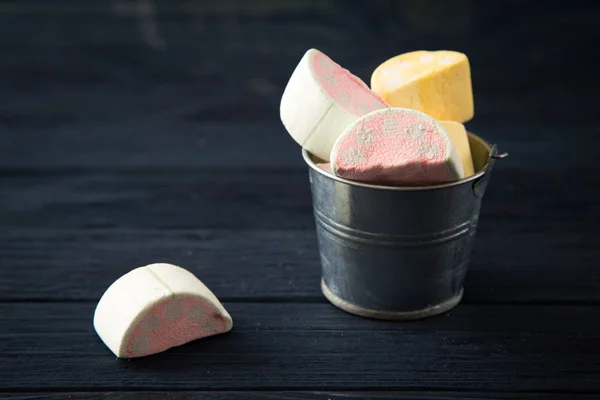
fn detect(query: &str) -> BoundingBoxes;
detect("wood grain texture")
[0,169,314,229]
[0,302,599,392]
[0,122,304,169]
[0,121,595,169]
[1,1,599,396]
[1,227,598,303]
[0,1,599,124]
[3,392,599,399]
[1,165,598,229]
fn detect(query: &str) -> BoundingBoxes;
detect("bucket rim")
[302,132,494,192]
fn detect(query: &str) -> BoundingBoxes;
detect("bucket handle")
[472,145,508,198]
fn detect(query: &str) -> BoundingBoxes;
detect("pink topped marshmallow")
[280,48,389,160]
[311,50,389,117]
[93,263,233,359]
[330,108,464,186]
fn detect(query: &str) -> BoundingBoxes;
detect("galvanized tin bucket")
[302,132,506,320]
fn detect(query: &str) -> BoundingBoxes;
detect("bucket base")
[321,279,463,321]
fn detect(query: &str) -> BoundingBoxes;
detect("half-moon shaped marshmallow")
[93,263,233,358]
[280,48,389,160]
[330,108,464,186]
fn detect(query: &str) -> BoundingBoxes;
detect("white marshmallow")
[93,263,232,359]
[280,48,389,160]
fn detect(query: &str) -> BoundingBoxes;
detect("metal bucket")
[302,132,506,320]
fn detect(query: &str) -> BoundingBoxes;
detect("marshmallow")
[317,162,333,174]
[330,108,464,186]
[280,48,389,160]
[93,263,232,358]
[439,120,475,177]
[371,50,474,123]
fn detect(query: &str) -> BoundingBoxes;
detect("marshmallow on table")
[94,263,232,359]
[371,50,474,123]
[280,48,390,160]
[439,120,475,177]
[330,108,464,186]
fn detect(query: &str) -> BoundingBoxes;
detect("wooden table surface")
[1,1,599,398]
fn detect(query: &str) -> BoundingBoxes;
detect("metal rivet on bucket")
[302,132,506,321]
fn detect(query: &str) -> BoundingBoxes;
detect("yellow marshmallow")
[371,50,474,123]
[439,121,475,178]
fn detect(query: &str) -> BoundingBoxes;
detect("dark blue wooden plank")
[0,122,305,169]
[0,226,598,303]
[0,302,599,392]
[0,121,594,169]
[0,0,597,84]
[0,0,598,125]
[0,165,597,229]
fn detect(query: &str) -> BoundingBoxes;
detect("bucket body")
[303,133,501,320]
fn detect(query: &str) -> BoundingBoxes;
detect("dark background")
[1,0,599,168]
[1,1,600,398]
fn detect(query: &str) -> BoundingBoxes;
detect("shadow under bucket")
[302,132,506,320]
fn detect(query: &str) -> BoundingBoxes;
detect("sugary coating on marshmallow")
[280,48,389,160]
[93,263,232,359]
[439,120,475,178]
[330,108,464,185]
[371,50,474,123]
